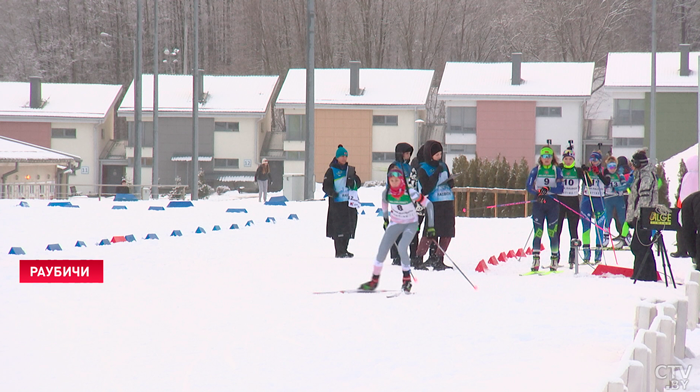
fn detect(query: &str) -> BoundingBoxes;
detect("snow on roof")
[218,175,255,182]
[171,155,213,162]
[275,68,434,108]
[438,62,595,98]
[119,74,279,115]
[0,82,122,120]
[605,52,700,89]
[0,135,81,163]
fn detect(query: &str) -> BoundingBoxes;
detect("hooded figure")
[322,144,362,258]
[626,149,659,281]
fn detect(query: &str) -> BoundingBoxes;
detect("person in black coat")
[115,180,130,194]
[681,190,700,270]
[414,140,455,271]
[322,145,362,258]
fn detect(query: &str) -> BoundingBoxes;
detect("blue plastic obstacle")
[18,201,29,207]
[230,224,239,230]
[9,247,25,255]
[361,202,375,207]
[75,241,87,248]
[48,201,72,207]
[265,196,288,206]
[361,210,366,215]
[145,233,159,240]
[212,225,221,231]
[195,227,206,234]
[68,205,80,208]
[114,194,138,202]
[125,234,136,242]
[266,217,276,223]
[98,239,111,246]
[148,206,165,211]
[288,214,299,220]
[376,208,383,214]
[245,220,254,227]
[167,201,193,208]
[171,230,183,237]
[46,244,62,251]
[226,208,248,213]
[112,205,127,210]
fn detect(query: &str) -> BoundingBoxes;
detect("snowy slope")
[1,186,699,392]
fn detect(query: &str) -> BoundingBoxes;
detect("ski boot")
[568,248,576,269]
[594,246,602,265]
[531,252,541,272]
[401,270,412,293]
[416,255,437,271]
[550,252,560,271]
[359,274,379,291]
[391,257,401,266]
[410,256,423,269]
[582,245,591,265]
[433,255,453,271]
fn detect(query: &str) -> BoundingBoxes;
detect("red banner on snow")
[19,260,103,283]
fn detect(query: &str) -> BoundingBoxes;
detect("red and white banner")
[19,260,104,283]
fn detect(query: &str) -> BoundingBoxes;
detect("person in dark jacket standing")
[389,142,414,265]
[254,158,271,202]
[408,144,431,267]
[115,180,130,194]
[626,150,659,281]
[414,140,455,271]
[323,145,361,258]
[681,190,700,270]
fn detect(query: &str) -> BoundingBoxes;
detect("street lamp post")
[134,0,143,189]
[153,0,159,199]
[162,48,180,74]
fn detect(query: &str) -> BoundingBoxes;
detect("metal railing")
[2,182,187,200]
[452,187,530,218]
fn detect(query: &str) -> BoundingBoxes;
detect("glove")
[435,164,444,174]
[581,164,589,172]
[330,192,339,199]
[383,217,389,230]
[426,227,436,238]
[591,165,600,174]
[537,187,548,203]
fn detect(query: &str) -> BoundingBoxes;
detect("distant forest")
[1,0,698,87]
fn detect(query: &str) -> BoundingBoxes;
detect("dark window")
[286,115,306,141]
[214,158,239,168]
[446,144,476,154]
[285,151,306,160]
[127,157,153,167]
[613,138,644,147]
[215,122,240,132]
[536,107,562,117]
[447,107,476,133]
[51,128,76,138]
[372,152,395,162]
[372,115,399,126]
[614,99,645,126]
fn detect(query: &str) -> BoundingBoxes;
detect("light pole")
[162,48,180,74]
[153,0,159,199]
[304,0,315,200]
[134,0,143,189]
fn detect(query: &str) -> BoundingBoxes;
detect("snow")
[2,185,700,391]
[0,135,81,162]
[606,52,700,89]
[663,143,699,203]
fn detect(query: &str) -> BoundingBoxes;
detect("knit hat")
[428,141,443,158]
[394,142,414,163]
[335,144,348,158]
[540,146,554,156]
[631,150,649,168]
[590,151,603,161]
[562,148,575,159]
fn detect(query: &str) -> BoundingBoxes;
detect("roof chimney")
[349,60,361,96]
[680,44,690,76]
[197,69,205,102]
[511,53,522,85]
[30,76,42,109]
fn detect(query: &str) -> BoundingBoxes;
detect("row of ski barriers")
[7,213,301,255]
[602,271,700,392]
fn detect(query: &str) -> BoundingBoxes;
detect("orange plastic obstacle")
[488,256,499,265]
[591,264,662,281]
[516,248,526,257]
[525,247,533,255]
[498,252,507,262]
[540,243,545,251]
[507,250,516,258]
[111,236,127,243]
[475,260,489,273]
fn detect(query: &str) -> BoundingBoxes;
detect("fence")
[2,182,186,200]
[452,187,530,218]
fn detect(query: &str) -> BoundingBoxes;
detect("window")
[285,151,306,160]
[446,144,476,154]
[52,128,76,138]
[613,137,644,147]
[286,115,306,141]
[447,107,476,133]
[127,157,153,167]
[372,115,398,126]
[372,152,395,162]
[614,99,645,126]
[214,158,239,168]
[536,107,562,117]
[534,144,562,155]
[215,122,240,132]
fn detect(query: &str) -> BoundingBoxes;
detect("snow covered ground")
[2,185,700,391]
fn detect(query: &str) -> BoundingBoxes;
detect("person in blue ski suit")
[580,151,611,263]
[603,156,629,248]
[323,145,361,258]
[526,146,564,272]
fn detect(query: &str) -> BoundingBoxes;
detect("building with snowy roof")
[275,64,434,182]
[118,74,279,193]
[0,78,122,194]
[604,46,700,161]
[438,56,595,166]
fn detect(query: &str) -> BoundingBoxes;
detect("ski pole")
[432,240,478,290]
[517,227,535,262]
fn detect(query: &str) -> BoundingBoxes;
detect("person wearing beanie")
[579,150,611,264]
[408,144,431,267]
[603,156,629,248]
[388,142,414,266]
[626,149,660,281]
[612,155,635,248]
[322,144,362,258]
[554,147,587,268]
[413,140,455,271]
[358,166,435,293]
[525,145,564,272]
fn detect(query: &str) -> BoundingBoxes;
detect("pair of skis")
[520,267,566,276]
[313,289,414,298]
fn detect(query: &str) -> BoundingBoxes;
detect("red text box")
[20,260,103,283]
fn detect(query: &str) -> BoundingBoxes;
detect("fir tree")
[676,159,688,204]
[197,169,215,199]
[656,163,670,208]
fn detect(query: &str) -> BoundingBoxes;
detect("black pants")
[555,196,580,246]
[334,236,350,256]
[631,227,658,281]
[409,215,425,259]
[682,201,700,260]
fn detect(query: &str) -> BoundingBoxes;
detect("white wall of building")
[214,117,260,171]
[535,100,584,157]
[50,122,98,189]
